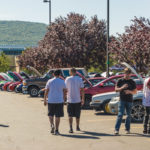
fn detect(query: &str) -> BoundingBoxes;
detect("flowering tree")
[18,13,107,73]
[109,17,150,74]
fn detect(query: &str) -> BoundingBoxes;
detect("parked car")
[22,68,87,97]
[8,72,30,92]
[89,79,143,112]
[90,91,119,113]
[3,72,22,91]
[0,72,16,90]
[0,74,6,81]
[108,91,145,122]
[84,74,142,108]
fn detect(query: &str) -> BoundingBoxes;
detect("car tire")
[15,86,19,93]
[82,94,92,109]
[103,101,111,114]
[29,86,39,97]
[131,101,145,122]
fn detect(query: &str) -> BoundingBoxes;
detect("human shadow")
[121,133,150,138]
[95,112,115,116]
[121,119,143,124]
[60,133,100,139]
[81,131,114,137]
[0,124,9,128]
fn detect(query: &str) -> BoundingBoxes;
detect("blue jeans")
[115,100,133,131]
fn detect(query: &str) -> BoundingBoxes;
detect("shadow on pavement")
[81,131,114,137]
[60,133,100,139]
[121,133,150,138]
[0,124,9,128]
[95,112,115,116]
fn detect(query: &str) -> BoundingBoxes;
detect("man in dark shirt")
[114,68,137,135]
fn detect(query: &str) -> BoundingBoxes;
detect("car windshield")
[63,69,85,78]
[63,70,70,77]
[89,79,104,86]
[42,73,53,79]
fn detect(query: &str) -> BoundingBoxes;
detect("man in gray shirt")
[44,70,66,135]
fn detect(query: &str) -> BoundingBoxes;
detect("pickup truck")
[22,67,87,97]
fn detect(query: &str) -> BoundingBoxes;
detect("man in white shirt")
[65,68,84,133]
[44,70,66,135]
[143,77,150,134]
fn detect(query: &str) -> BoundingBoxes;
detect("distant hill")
[0,21,47,46]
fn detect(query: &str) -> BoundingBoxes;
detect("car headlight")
[23,81,27,86]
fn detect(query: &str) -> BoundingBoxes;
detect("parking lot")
[0,91,150,150]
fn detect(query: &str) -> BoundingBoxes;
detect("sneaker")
[143,130,147,134]
[69,128,73,133]
[114,130,119,135]
[54,130,60,135]
[125,130,130,134]
[50,125,55,134]
[76,126,80,131]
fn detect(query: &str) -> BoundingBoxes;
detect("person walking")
[44,70,66,135]
[114,68,137,135]
[65,68,85,133]
[142,77,150,134]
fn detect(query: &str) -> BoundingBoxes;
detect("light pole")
[43,0,51,25]
[106,0,110,77]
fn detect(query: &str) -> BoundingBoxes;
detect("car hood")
[92,91,119,102]
[26,65,42,77]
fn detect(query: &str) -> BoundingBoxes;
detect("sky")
[0,0,150,35]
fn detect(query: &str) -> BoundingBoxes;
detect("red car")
[3,72,23,91]
[8,73,24,91]
[8,81,22,91]
[84,74,143,107]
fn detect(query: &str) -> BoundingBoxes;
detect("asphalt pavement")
[0,91,150,150]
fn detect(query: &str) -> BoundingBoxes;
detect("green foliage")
[0,21,47,46]
[0,52,10,72]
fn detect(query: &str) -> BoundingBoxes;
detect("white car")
[90,91,119,113]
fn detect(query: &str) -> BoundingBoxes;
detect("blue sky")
[0,0,150,35]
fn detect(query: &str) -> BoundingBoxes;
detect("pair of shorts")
[67,103,81,118]
[48,103,64,117]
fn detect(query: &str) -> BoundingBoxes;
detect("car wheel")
[131,101,145,122]
[82,94,92,109]
[15,86,19,93]
[29,86,39,97]
[103,101,111,114]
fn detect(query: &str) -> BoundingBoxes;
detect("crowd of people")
[43,68,150,135]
